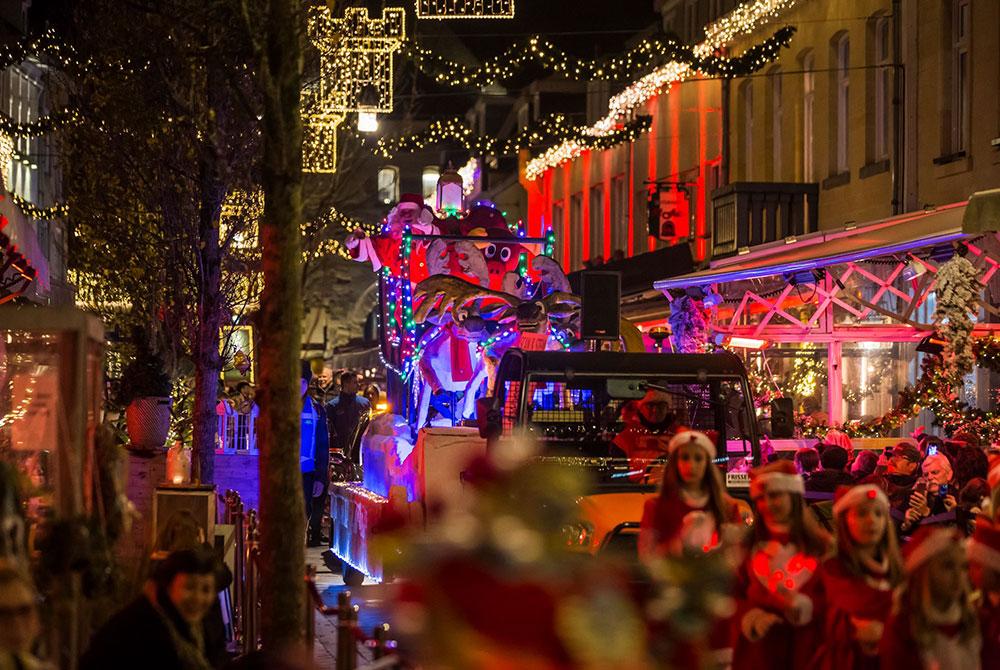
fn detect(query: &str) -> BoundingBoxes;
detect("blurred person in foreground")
[0,568,49,670]
[81,548,223,670]
[881,526,981,669]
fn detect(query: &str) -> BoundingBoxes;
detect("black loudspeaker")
[580,271,621,340]
[769,398,795,438]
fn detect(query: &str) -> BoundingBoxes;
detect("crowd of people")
[640,428,1000,670]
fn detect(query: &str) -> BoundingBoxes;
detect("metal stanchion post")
[372,623,389,660]
[245,509,259,651]
[304,565,317,653]
[232,495,246,652]
[336,591,358,670]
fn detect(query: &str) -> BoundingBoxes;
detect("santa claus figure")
[732,460,832,670]
[345,193,440,280]
[811,484,903,669]
[968,516,1000,668]
[610,389,678,481]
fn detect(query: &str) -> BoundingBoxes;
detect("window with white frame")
[4,66,40,201]
[377,166,399,204]
[552,201,564,261]
[589,185,604,261]
[742,80,754,180]
[835,35,850,174]
[610,175,626,256]
[771,68,783,180]
[802,52,815,182]
[951,0,970,154]
[874,17,891,161]
[570,192,583,270]
[421,166,440,207]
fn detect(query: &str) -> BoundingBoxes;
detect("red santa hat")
[667,430,716,461]
[969,517,1000,574]
[749,460,804,499]
[397,193,424,208]
[903,526,961,573]
[832,484,888,517]
[988,454,1000,490]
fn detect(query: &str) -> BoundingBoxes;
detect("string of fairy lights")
[348,113,653,160]
[416,0,515,20]
[525,23,796,180]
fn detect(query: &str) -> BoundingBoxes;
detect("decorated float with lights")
[327,171,761,585]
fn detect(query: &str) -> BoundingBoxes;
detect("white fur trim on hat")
[904,528,956,573]
[750,472,805,498]
[668,430,717,460]
[968,539,1000,574]
[989,460,1000,490]
[832,485,889,516]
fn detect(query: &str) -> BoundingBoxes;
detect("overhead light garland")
[351,113,652,160]
[8,193,68,219]
[407,27,793,89]
[524,0,798,181]
[0,108,82,138]
[416,0,515,19]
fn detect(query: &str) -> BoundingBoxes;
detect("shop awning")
[963,188,1000,234]
[655,201,968,291]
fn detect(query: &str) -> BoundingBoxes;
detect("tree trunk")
[256,0,306,648]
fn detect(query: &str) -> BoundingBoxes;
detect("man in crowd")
[301,361,331,547]
[804,445,855,493]
[862,441,922,510]
[327,371,371,473]
[310,363,337,405]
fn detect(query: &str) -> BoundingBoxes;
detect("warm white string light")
[524,0,799,180]
[416,0,515,19]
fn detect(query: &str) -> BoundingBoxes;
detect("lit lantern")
[357,109,379,133]
[436,167,464,215]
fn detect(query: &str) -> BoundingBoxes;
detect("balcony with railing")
[711,182,819,259]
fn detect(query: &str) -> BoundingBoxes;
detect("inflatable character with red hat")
[345,193,440,281]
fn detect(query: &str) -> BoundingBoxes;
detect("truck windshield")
[504,373,756,489]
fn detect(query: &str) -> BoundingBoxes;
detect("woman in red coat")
[731,461,832,670]
[881,526,982,669]
[639,430,745,668]
[968,516,1000,668]
[811,484,903,669]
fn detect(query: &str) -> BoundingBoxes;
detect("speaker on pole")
[769,397,795,439]
[580,271,621,340]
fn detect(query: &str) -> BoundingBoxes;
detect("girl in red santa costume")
[881,525,982,669]
[811,484,903,669]
[968,516,1000,667]
[731,460,832,670]
[639,430,744,560]
[639,430,746,668]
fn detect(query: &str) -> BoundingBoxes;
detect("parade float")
[329,179,760,585]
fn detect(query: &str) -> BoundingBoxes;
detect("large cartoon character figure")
[345,193,440,281]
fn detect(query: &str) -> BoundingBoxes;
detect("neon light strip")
[654,231,968,290]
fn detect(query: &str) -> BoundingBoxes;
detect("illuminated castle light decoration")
[304,6,406,172]
[416,0,514,19]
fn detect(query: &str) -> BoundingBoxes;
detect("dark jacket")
[80,593,224,670]
[804,468,855,494]
[862,471,918,510]
[300,396,330,475]
[326,392,370,456]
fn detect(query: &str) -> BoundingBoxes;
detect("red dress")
[980,593,1000,670]
[810,555,895,670]
[640,492,743,668]
[731,536,825,670]
[881,605,982,669]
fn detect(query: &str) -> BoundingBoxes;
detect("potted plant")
[119,339,173,451]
